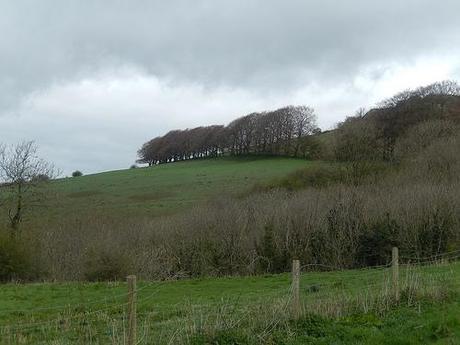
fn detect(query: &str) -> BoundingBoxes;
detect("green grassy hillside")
[1,261,458,344]
[39,156,315,221]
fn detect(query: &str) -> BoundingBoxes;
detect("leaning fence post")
[392,247,399,302]
[127,275,137,345]
[292,259,301,319]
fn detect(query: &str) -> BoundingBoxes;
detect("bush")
[129,164,137,169]
[256,225,288,273]
[83,248,129,281]
[255,164,346,192]
[0,233,35,282]
[296,135,324,159]
[356,215,398,267]
[72,170,83,177]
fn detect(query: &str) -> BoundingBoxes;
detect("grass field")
[29,156,316,222]
[1,261,459,344]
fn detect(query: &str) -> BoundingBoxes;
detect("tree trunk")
[10,183,23,234]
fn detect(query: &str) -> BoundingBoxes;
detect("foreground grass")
[0,262,459,344]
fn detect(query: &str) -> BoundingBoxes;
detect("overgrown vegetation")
[0,232,36,282]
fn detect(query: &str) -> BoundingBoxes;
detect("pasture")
[39,156,316,221]
[1,259,459,344]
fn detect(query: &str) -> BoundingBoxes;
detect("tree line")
[137,105,319,165]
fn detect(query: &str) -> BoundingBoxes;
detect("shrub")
[0,232,35,282]
[256,225,287,273]
[257,164,347,192]
[83,248,129,281]
[129,164,137,169]
[356,214,398,267]
[72,170,83,177]
[296,135,324,159]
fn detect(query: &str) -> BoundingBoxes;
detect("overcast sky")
[1,0,460,175]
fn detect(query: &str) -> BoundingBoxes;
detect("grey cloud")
[2,0,460,110]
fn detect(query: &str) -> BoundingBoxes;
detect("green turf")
[0,262,459,344]
[33,156,317,221]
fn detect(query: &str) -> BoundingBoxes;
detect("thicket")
[0,231,38,282]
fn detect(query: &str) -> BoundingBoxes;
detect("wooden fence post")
[392,247,399,302]
[127,275,137,345]
[292,259,300,319]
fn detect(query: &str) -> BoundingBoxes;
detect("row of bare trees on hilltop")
[137,105,319,165]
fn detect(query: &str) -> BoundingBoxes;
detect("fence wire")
[1,250,460,344]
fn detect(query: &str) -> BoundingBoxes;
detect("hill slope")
[41,156,316,221]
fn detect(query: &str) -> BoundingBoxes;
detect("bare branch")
[0,141,58,233]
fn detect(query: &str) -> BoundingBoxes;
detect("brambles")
[83,248,129,281]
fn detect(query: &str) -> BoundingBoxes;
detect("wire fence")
[1,247,459,344]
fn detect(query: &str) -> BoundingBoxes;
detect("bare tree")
[378,80,460,109]
[0,141,57,234]
[291,106,317,156]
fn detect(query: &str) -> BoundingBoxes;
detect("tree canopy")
[137,105,318,165]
